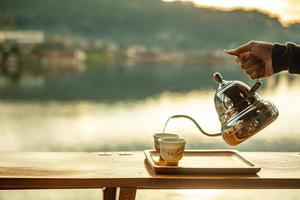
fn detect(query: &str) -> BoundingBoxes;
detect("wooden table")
[0,152,299,200]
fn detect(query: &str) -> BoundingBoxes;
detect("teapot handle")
[250,79,262,93]
[163,115,222,137]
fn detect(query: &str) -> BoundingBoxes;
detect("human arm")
[227,41,300,79]
[272,42,300,74]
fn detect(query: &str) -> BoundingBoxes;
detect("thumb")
[227,41,254,56]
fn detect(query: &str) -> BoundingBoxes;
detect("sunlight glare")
[164,0,300,25]
[176,189,219,200]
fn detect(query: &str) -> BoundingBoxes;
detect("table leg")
[103,187,117,200]
[118,187,137,200]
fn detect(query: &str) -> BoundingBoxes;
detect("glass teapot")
[163,72,279,146]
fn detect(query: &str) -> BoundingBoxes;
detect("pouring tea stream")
[162,72,279,146]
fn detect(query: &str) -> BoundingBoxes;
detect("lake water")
[0,64,299,199]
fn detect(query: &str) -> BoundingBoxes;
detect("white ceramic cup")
[158,137,186,166]
[153,133,179,152]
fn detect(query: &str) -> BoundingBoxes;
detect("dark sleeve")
[272,42,300,74]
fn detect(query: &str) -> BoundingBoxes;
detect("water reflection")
[0,189,299,200]
[0,72,299,152]
[137,189,300,200]
[0,69,300,200]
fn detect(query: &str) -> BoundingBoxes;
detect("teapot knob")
[213,72,224,83]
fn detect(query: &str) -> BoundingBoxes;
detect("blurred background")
[0,0,299,199]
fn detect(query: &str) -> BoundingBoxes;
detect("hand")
[227,41,274,79]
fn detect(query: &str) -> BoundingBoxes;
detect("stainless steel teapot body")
[163,72,279,146]
[213,73,278,145]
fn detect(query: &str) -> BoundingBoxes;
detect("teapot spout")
[163,115,222,137]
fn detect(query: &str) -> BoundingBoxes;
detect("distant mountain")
[1,0,300,50]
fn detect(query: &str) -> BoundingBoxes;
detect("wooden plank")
[0,178,299,190]
[118,187,136,200]
[103,187,116,200]
[0,152,299,189]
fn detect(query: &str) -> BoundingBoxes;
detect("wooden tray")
[144,150,261,175]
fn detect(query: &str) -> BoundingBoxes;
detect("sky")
[164,0,300,25]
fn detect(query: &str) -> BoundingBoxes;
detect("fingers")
[237,55,265,79]
[249,69,265,79]
[241,57,261,69]
[227,40,274,79]
[245,63,263,74]
[241,61,265,79]
[227,41,255,56]
[236,52,251,64]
